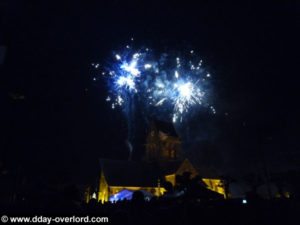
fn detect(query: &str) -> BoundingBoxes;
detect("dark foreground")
[1,194,299,225]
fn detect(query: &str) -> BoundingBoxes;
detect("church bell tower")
[146,120,181,162]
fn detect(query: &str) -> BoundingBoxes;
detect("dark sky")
[0,1,299,184]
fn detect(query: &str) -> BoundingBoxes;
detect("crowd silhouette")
[2,183,299,225]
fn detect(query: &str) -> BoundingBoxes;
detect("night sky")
[0,1,299,185]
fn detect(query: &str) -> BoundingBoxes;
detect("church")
[86,120,225,203]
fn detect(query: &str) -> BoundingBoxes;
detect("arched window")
[170,149,176,159]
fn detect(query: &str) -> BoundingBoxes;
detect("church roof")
[157,160,183,175]
[153,120,178,137]
[99,159,159,187]
[98,158,221,188]
[158,158,222,179]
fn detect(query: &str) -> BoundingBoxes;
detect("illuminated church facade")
[87,120,225,203]
[145,120,225,197]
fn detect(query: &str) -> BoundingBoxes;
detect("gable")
[176,158,199,178]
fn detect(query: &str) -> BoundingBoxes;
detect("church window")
[170,149,176,159]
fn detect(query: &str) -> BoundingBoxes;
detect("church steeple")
[145,120,181,162]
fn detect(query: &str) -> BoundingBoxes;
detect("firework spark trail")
[155,97,167,107]
[147,54,211,122]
